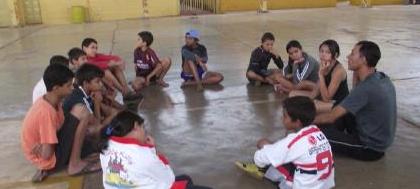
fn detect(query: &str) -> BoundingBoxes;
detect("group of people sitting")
[20,29,396,189]
[237,33,397,189]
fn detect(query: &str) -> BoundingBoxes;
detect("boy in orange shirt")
[21,64,100,182]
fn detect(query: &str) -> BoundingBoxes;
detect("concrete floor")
[1,4,420,189]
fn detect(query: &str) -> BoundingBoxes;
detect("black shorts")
[54,113,98,170]
[320,114,385,161]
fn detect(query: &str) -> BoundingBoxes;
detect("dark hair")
[68,47,86,62]
[283,96,316,127]
[81,38,97,48]
[49,55,69,67]
[261,32,275,43]
[320,39,340,59]
[43,64,74,92]
[99,110,145,153]
[286,40,302,52]
[138,31,154,47]
[356,40,381,67]
[75,64,104,86]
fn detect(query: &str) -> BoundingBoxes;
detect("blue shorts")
[181,66,205,81]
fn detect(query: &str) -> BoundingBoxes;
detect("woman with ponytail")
[99,110,211,189]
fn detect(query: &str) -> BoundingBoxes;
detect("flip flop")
[70,161,101,177]
[32,170,49,183]
[235,161,264,180]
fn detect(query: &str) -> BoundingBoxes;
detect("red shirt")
[87,53,122,70]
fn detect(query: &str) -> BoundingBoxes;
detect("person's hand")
[31,144,42,158]
[194,55,201,62]
[199,61,208,72]
[145,76,151,86]
[319,60,330,76]
[257,138,272,149]
[91,91,103,104]
[269,48,280,58]
[146,135,155,146]
[104,89,116,101]
[293,57,305,64]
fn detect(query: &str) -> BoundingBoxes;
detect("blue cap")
[186,29,200,39]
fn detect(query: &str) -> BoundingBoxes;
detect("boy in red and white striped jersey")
[236,96,335,189]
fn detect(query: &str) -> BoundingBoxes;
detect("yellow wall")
[87,0,142,21]
[350,0,402,5]
[37,0,179,24]
[0,0,12,27]
[220,0,337,12]
[39,0,70,24]
[146,0,179,17]
[0,0,17,27]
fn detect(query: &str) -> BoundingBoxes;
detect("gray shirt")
[340,72,397,152]
[288,53,319,84]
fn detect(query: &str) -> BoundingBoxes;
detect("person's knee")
[162,57,172,67]
[246,71,255,79]
[104,69,113,77]
[156,62,164,69]
[113,66,124,75]
[131,77,146,91]
[216,73,224,83]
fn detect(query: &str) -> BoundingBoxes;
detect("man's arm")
[314,105,347,125]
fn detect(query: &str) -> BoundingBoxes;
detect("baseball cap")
[186,29,200,39]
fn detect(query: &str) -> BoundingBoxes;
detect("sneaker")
[235,161,264,180]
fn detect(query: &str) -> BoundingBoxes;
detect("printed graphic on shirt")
[136,54,156,70]
[105,150,136,188]
[307,133,334,181]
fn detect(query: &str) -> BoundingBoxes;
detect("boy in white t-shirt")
[32,55,70,103]
[99,110,211,189]
[236,96,335,189]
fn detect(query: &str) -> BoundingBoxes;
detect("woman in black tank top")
[318,40,349,106]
